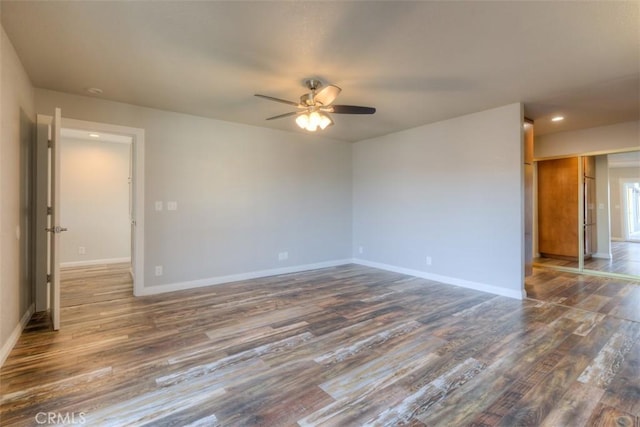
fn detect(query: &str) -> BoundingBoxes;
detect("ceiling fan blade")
[255,94,300,107]
[265,111,300,120]
[314,85,341,106]
[329,105,376,114]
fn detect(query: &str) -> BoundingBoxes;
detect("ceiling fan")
[255,79,376,132]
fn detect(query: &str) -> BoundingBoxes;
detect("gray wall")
[3,29,529,361]
[1,27,35,360]
[352,103,525,298]
[36,89,353,289]
[60,137,131,265]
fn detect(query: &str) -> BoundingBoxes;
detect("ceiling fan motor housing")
[300,93,315,107]
[305,79,322,91]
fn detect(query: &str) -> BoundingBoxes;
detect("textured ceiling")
[2,1,639,142]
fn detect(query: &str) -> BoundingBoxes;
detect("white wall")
[1,27,36,364]
[535,120,640,159]
[60,137,131,265]
[36,89,353,291]
[594,155,611,258]
[352,103,525,299]
[609,166,640,239]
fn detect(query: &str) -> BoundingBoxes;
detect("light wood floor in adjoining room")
[1,264,639,426]
[534,241,640,277]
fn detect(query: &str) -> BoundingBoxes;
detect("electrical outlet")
[167,201,177,211]
[78,246,86,255]
[155,265,163,276]
[426,256,432,266]
[358,246,364,254]
[278,252,288,261]
[155,201,163,211]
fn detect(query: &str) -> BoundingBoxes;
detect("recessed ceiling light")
[89,133,100,138]
[551,116,564,122]
[86,87,103,95]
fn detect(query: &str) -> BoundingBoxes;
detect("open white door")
[47,108,65,330]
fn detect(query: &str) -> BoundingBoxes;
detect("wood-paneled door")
[537,157,579,259]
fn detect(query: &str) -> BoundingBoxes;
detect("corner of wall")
[0,304,34,368]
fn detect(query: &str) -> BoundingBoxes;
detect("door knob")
[45,226,68,233]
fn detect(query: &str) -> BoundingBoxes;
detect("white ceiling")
[2,1,638,142]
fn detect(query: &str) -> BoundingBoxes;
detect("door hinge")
[47,206,52,215]
[47,139,52,148]
[46,274,51,283]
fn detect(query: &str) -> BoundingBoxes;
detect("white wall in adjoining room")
[60,136,131,266]
[594,155,611,258]
[36,89,353,293]
[352,103,525,299]
[609,166,640,240]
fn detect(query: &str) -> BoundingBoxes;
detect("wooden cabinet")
[537,156,596,260]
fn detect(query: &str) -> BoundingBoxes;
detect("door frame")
[63,118,145,296]
[35,117,145,307]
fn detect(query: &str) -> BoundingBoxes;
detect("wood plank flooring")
[534,241,640,277]
[1,264,639,426]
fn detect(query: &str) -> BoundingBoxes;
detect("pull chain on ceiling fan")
[255,79,376,132]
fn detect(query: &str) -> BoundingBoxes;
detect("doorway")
[532,150,640,280]
[622,180,640,242]
[59,128,133,296]
[35,116,145,322]
[60,118,146,298]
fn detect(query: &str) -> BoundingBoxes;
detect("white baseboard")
[592,252,612,260]
[61,257,131,268]
[0,303,34,368]
[611,237,625,242]
[352,259,525,300]
[138,259,353,296]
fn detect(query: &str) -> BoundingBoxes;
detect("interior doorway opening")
[58,128,134,299]
[59,117,146,299]
[34,115,145,327]
[622,181,640,242]
[532,151,640,280]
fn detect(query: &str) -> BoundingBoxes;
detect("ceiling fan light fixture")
[296,111,333,132]
[319,114,333,130]
[295,114,309,129]
[309,111,321,128]
[256,79,375,132]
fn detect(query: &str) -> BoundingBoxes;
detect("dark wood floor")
[1,264,639,426]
